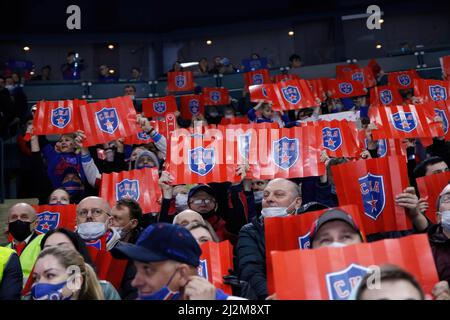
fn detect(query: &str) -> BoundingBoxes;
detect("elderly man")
[76,196,120,251]
[5,203,44,285]
[172,209,205,227]
[236,178,303,300]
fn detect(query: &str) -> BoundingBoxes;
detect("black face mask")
[201,209,216,220]
[9,220,33,242]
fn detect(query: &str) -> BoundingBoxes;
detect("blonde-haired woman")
[30,246,104,300]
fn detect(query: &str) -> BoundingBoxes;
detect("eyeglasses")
[77,208,109,218]
[440,194,450,204]
[189,199,214,205]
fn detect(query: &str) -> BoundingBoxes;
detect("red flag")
[414,79,450,103]
[202,87,231,106]
[339,67,377,88]
[264,205,365,294]
[358,130,406,158]
[167,129,241,184]
[336,64,360,78]
[249,126,325,180]
[244,69,271,90]
[416,171,450,224]
[272,73,300,83]
[368,59,382,78]
[167,71,195,92]
[32,99,84,136]
[369,103,443,140]
[272,234,439,300]
[326,79,367,98]
[388,70,419,90]
[180,94,205,120]
[199,241,234,294]
[248,83,280,108]
[272,79,317,111]
[370,85,404,106]
[440,56,450,80]
[142,96,178,118]
[307,79,327,102]
[332,155,411,234]
[99,168,162,214]
[32,205,77,234]
[79,96,141,147]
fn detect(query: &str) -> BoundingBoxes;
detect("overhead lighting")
[109,69,115,74]
[30,71,35,76]
[379,19,384,24]
[23,46,30,51]
[180,62,199,68]
[288,30,294,36]
[376,44,382,49]
[108,44,115,50]
[206,40,212,45]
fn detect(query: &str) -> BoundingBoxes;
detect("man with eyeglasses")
[76,196,121,251]
[4,203,44,286]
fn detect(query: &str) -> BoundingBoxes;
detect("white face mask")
[77,222,107,240]
[129,95,135,100]
[254,190,264,204]
[261,207,288,218]
[440,210,450,231]
[209,111,219,117]
[327,242,347,248]
[224,114,234,119]
[175,193,189,212]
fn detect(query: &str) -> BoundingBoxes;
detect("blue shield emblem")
[175,75,186,88]
[116,179,140,201]
[364,139,387,158]
[36,211,60,234]
[391,111,417,132]
[351,72,364,83]
[429,85,447,102]
[379,89,393,104]
[95,108,119,134]
[262,86,268,98]
[326,264,370,300]
[398,74,411,87]
[322,127,342,152]
[189,99,200,115]
[238,133,251,160]
[298,232,311,249]
[358,173,386,220]
[137,131,151,141]
[153,101,166,114]
[51,107,71,129]
[197,259,209,280]
[281,85,301,104]
[189,147,215,176]
[435,109,449,134]
[252,73,264,85]
[338,82,353,95]
[272,137,299,170]
[210,91,221,103]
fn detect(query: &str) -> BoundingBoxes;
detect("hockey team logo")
[322,127,342,152]
[379,89,393,105]
[137,131,151,141]
[352,72,364,83]
[281,85,301,104]
[210,91,221,103]
[189,99,200,115]
[116,179,140,201]
[95,107,119,134]
[175,75,186,88]
[398,74,411,87]
[429,85,447,102]
[36,211,60,234]
[197,259,209,280]
[391,111,417,132]
[252,73,264,85]
[272,137,299,170]
[298,232,311,249]
[153,101,167,114]
[358,173,386,220]
[326,264,370,300]
[51,107,71,129]
[435,109,449,134]
[189,147,215,176]
[338,82,353,95]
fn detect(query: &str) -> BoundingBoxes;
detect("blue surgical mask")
[137,268,180,300]
[31,281,72,300]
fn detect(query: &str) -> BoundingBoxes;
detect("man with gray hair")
[172,209,205,227]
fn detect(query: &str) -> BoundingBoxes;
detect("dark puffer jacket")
[428,224,450,283]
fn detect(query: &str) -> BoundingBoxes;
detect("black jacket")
[0,252,23,300]
[428,224,450,283]
[236,216,267,300]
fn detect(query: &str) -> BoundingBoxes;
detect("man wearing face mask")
[5,203,45,286]
[236,178,303,300]
[75,196,121,252]
[111,223,245,300]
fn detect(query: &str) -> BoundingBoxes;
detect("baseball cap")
[110,223,201,267]
[309,208,362,243]
[187,184,216,203]
[296,202,330,214]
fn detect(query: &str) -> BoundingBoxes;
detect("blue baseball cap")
[110,223,201,267]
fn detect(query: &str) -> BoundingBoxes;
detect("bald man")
[76,196,120,251]
[172,210,205,227]
[236,178,303,300]
[5,203,45,285]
